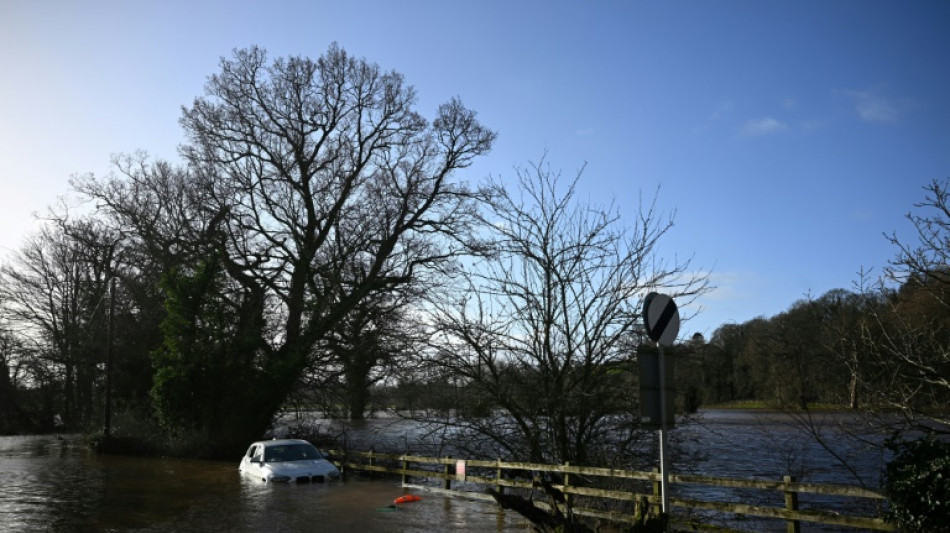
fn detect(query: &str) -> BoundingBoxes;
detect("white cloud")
[681,271,772,337]
[574,127,594,137]
[740,117,788,137]
[849,90,900,123]
[703,271,762,301]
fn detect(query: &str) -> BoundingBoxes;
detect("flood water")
[681,409,888,485]
[0,410,889,532]
[0,435,528,532]
[672,409,889,531]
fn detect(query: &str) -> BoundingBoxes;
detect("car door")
[243,444,263,476]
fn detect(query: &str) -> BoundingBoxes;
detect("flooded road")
[1,410,890,532]
[0,435,528,532]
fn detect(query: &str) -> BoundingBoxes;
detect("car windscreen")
[263,444,322,462]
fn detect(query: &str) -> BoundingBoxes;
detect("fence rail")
[328,450,894,532]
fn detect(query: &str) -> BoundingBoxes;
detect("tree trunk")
[849,370,859,410]
[0,359,30,434]
[347,385,368,420]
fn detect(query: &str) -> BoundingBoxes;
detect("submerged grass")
[703,400,851,411]
[702,400,771,409]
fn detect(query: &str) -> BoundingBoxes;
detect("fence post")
[563,462,574,508]
[652,467,661,503]
[444,455,453,490]
[336,450,346,478]
[496,458,504,494]
[784,475,800,533]
[401,454,410,485]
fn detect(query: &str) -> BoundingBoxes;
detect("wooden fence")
[329,450,894,532]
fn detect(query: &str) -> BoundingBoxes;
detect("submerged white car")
[239,439,341,483]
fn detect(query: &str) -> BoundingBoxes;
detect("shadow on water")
[0,435,528,532]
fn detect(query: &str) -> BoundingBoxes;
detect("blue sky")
[1,0,948,338]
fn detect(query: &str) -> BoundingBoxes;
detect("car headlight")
[269,475,291,482]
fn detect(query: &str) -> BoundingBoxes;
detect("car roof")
[254,439,312,448]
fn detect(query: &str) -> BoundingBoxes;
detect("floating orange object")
[393,494,421,504]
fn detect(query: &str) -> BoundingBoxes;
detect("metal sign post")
[641,292,679,517]
[657,340,670,514]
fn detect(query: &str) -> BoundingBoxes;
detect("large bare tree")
[420,159,708,465]
[170,44,494,449]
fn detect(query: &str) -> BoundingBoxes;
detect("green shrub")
[885,434,950,532]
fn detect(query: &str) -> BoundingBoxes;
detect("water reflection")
[0,435,527,532]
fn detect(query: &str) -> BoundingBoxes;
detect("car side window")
[250,445,262,461]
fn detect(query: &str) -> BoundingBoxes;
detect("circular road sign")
[642,292,680,347]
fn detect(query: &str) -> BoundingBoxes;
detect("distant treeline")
[675,277,950,416]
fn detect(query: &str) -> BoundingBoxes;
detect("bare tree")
[71,153,222,276]
[0,223,114,429]
[775,180,950,496]
[861,178,950,432]
[0,316,31,433]
[299,289,420,420]
[420,158,708,465]
[171,44,494,449]
[64,154,237,449]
